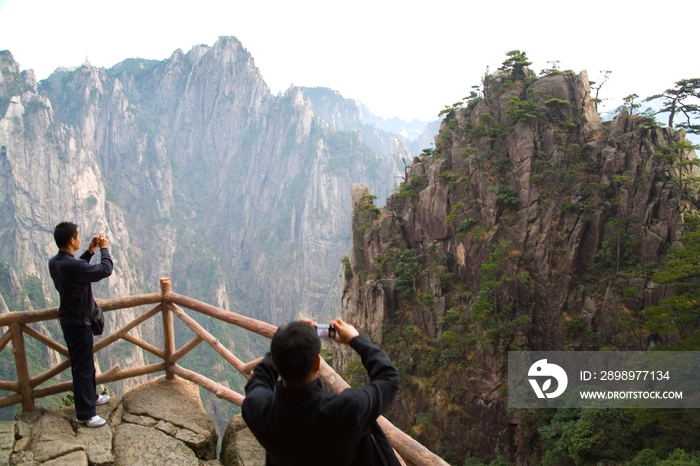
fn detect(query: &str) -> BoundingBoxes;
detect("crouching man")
[242,318,401,466]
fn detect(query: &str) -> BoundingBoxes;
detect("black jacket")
[242,335,401,466]
[48,248,113,326]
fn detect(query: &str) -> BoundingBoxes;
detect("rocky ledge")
[2,376,265,466]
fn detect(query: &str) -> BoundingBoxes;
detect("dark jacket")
[242,335,401,466]
[48,248,113,326]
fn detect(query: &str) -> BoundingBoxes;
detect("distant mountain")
[299,86,436,142]
[0,37,441,428]
[359,106,431,142]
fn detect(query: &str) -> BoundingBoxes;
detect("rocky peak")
[1,35,417,429]
[300,87,365,132]
[0,51,24,116]
[338,67,698,463]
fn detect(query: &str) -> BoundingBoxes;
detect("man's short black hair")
[54,222,79,249]
[270,322,321,384]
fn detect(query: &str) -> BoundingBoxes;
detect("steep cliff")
[337,67,699,463]
[0,37,416,427]
[300,86,413,190]
[0,50,149,401]
[34,37,403,325]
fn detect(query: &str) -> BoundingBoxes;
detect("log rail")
[0,278,448,466]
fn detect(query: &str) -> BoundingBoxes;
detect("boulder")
[121,376,218,460]
[113,423,200,466]
[12,408,85,464]
[5,376,227,465]
[220,415,265,466]
[528,73,571,102]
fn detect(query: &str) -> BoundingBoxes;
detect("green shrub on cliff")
[397,174,428,200]
[495,185,518,209]
[643,214,700,349]
[592,217,639,272]
[653,140,700,207]
[341,256,352,279]
[539,409,640,466]
[22,275,46,309]
[506,96,540,124]
[537,408,700,466]
[457,218,476,233]
[392,249,419,299]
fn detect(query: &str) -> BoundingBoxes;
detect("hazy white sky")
[0,0,697,122]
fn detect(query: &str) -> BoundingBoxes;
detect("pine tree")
[653,140,700,207]
[647,78,700,133]
[499,50,532,80]
[643,215,700,349]
[589,70,612,112]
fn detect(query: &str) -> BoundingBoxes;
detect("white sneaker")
[76,415,106,428]
[96,394,110,405]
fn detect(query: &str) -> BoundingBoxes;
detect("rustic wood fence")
[0,278,448,466]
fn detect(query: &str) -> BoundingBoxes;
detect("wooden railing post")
[160,278,175,379]
[10,324,35,411]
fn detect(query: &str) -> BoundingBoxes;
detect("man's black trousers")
[60,322,97,420]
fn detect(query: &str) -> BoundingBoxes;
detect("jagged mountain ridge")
[32,37,418,323]
[300,86,412,179]
[0,36,423,424]
[336,68,699,463]
[299,86,442,165]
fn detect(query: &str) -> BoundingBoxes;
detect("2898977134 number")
[599,370,670,381]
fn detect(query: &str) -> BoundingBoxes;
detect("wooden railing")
[0,278,448,466]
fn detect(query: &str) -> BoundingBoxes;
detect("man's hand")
[297,317,359,344]
[330,318,359,345]
[88,236,99,254]
[96,234,108,249]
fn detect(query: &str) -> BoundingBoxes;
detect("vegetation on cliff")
[0,39,416,431]
[339,51,700,464]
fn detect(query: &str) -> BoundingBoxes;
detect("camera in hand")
[316,324,336,339]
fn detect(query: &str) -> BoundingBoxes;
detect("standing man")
[242,317,401,466]
[48,222,113,427]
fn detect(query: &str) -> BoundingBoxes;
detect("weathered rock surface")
[8,376,222,465]
[220,415,265,466]
[0,421,14,466]
[336,69,699,464]
[0,38,410,330]
[75,420,113,466]
[11,398,119,466]
[0,38,419,424]
[121,376,217,460]
[113,423,200,466]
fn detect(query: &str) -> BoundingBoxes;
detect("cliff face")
[0,51,148,394]
[301,86,412,200]
[338,70,698,463]
[33,37,404,324]
[0,37,414,418]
